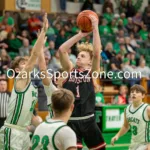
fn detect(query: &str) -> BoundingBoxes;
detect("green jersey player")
[111,84,150,150]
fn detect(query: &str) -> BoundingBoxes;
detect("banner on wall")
[16,0,41,10]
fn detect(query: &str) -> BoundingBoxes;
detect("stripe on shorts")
[4,128,11,150]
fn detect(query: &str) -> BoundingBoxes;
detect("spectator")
[124,37,136,54]
[126,18,134,33]
[119,0,127,14]
[0,31,8,49]
[17,7,29,31]
[144,33,150,48]
[126,0,136,17]
[130,53,136,67]
[7,32,22,53]
[135,59,150,88]
[132,12,142,28]
[49,50,62,73]
[120,43,127,56]
[55,29,67,49]
[120,13,128,26]
[112,85,129,105]
[0,49,11,73]
[143,10,150,30]
[144,1,150,14]
[95,84,104,106]
[0,80,10,128]
[19,38,32,56]
[0,57,5,79]
[45,41,56,57]
[104,42,115,60]
[110,20,118,34]
[139,24,148,40]
[130,32,140,48]
[99,18,111,35]
[136,59,150,79]
[110,52,122,71]
[102,0,114,13]
[28,12,42,36]
[0,11,14,27]
[103,7,114,24]
[37,9,45,22]
[81,0,94,11]
[117,20,128,33]
[46,23,56,42]
[67,48,76,66]
[114,37,125,54]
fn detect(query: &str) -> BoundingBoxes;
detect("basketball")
[76,10,99,32]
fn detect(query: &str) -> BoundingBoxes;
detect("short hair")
[130,84,146,95]
[77,42,93,59]
[51,89,74,114]
[11,56,26,70]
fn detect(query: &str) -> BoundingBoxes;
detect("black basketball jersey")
[63,68,95,117]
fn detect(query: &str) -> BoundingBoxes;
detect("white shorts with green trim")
[0,123,30,150]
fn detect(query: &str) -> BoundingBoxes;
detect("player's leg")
[82,117,106,150]
[68,120,83,150]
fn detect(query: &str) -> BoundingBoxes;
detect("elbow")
[58,47,65,54]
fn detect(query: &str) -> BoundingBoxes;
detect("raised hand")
[89,15,99,29]
[42,13,49,32]
[78,30,92,38]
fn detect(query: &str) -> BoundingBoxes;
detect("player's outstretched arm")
[89,15,102,73]
[59,31,90,72]
[111,111,129,146]
[15,13,48,91]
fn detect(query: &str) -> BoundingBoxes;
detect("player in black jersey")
[58,15,106,150]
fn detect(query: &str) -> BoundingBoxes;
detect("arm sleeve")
[43,80,58,105]
[55,126,77,150]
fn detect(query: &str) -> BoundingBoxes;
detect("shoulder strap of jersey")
[14,78,31,94]
[52,125,67,150]
[142,104,149,122]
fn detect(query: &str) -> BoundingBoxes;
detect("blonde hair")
[77,42,93,59]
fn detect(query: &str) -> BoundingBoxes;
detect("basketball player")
[31,89,77,150]
[0,13,49,150]
[58,15,106,150]
[111,84,150,150]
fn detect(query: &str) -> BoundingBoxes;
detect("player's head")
[11,56,28,73]
[76,42,93,69]
[51,89,75,117]
[130,84,146,102]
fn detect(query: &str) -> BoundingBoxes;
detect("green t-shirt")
[95,92,104,104]
[139,30,148,40]
[122,18,128,26]
[0,16,14,26]
[99,25,111,35]
[103,13,114,24]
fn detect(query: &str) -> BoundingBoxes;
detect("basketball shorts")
[129,143,148,150]
[0,124,30,150]
[68,115,106,150]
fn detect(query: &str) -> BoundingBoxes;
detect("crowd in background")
[0,0,150,109]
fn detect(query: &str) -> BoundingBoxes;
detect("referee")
[0,80,10,128]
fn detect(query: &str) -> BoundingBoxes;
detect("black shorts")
[67,116,106,149]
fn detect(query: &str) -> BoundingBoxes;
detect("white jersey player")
[31,89,77,150]
[0,13,49,150]
[111,84,150,150]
